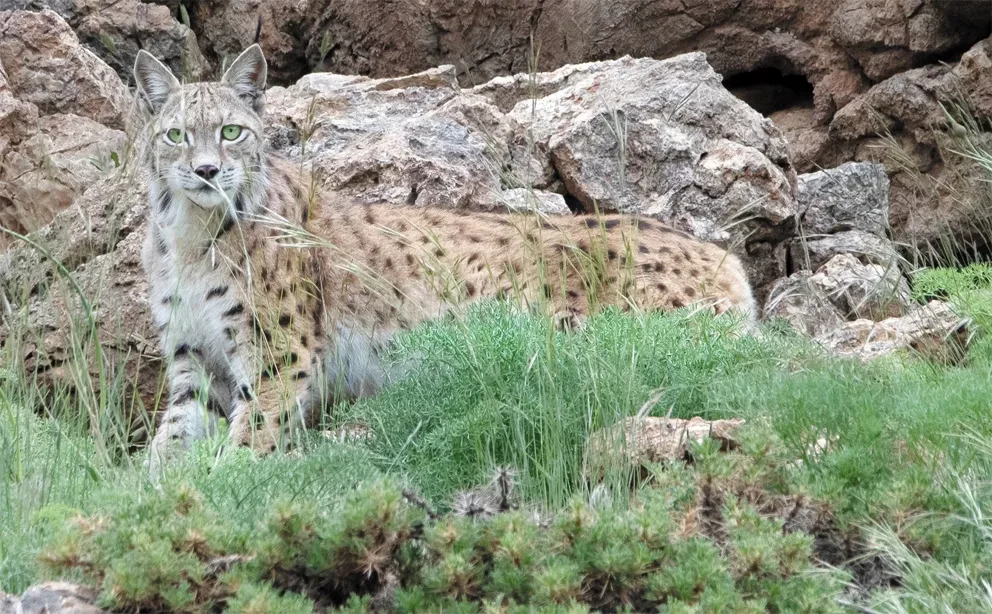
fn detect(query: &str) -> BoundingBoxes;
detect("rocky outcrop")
[174,0,989,94]
[268,53,799,291]
[8,0,992,251]
[0,9,130,249]
[1,0,208,83]
[177,0,992,250]
[0,51,800,435]
[0,9,131,128]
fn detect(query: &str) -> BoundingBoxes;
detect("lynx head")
[134,45,268,213]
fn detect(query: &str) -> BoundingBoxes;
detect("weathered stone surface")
[1,0,208,82]
[798,162,890,237]
[585,416,745,480]
[789,230,903,273]
[115,0,992,250]
[826,37,992,248]
[0,582,104,614]
[813,253,912,321]
[816,300,969,362]
[765,254,912,333]
[0,9,131,249]
[266,54,797,294]
[764,271,847,338]
[0,114,125,245]
[503,54,799,292]
[0,162,153,413]
[0,9,132,129]
[498,189,570,215]
[73,0,209,82]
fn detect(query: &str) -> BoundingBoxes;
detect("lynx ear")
[222,44,267,113]
[133,50,180,115]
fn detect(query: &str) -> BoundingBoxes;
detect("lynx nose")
[194,164,219,180]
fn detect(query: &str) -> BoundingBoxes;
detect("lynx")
[133,45,756,474]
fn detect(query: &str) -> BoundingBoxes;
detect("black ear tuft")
[222,44,267,114]
[133,50,180,115]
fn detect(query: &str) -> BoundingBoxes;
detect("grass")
[2,286,992,610]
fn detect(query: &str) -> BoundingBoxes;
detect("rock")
[498,189,570,215]
[267,69,506,211]
[798,162,890,237]
[131,0,992,250]
[0,161,154,414]
[0,114,125,246]
[825,37,992,248]
[72,0,209,83]
[177,0,990,112]
[268,55,797,295]
[764,272,847,338]
[0,9,132,129]
[768,107,856,174]
[585,416,745,480]
[504,54,798,293]
[765,254,912,333]
[0,9,131,250]
[1,0,208,83]
[0,582,104,614]
[788,230,903,273]
[816,300,969,362]
[811,254,912,321]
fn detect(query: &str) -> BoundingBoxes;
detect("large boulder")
[822,36,992,250]
[0,9,130,249]
[0,114,125,243]
[1,0,208,83]
[0,9,131,128]
[1,54,799,432]
[268,54,798,292]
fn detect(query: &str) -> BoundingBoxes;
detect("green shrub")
[40,444,848,612]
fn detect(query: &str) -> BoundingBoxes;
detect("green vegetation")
[2,269,992,611]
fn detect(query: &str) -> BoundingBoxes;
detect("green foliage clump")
[337,304,810,507]
[40,441,847,612]
[911,263,992,301]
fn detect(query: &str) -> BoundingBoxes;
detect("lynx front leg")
[229,340,315,455]
[148,345,219,477]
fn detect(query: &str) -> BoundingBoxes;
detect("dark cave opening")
[722,67,815,116]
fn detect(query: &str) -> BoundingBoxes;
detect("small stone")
[815,300,969,362]
[585,416,745,481]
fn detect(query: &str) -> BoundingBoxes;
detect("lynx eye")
[221,125,243,141]
[165,128,184,144]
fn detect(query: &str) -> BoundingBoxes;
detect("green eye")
[166,128,184,143]
[222,125,243,141]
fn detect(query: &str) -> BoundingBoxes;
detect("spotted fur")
[134,45,756,474]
